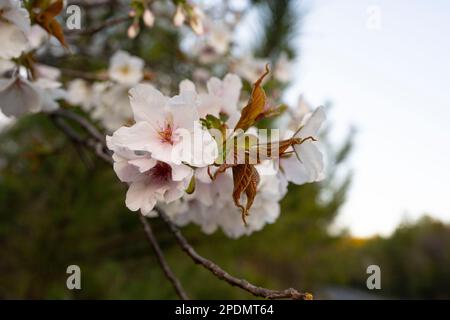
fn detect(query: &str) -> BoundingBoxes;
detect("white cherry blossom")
[166,162,287,238]
[26,24,48,51]
[0,110,14,131]
[0,75,41,117]
[106,138,193,215]
[33,78,65,112]
[66,79,94,111]
[232,55,268,83]
[0,58,14,75]
[281,107,326,185]
[108,50,144,85]
[108,83,217,166]
[180,73,242,128]
[205,20,231,55]
[0,0,31,59]
[274,52,292,83]
[92,83,133,132]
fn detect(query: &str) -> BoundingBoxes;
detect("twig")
[50,113,113,164]
[66,16,132,37]
[156,208,313,300]
[59,68,109,82]
[139,214,189,300]
[50,109,187,299]
[68,0,117,9]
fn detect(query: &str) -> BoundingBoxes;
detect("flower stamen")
[158,121,175,145]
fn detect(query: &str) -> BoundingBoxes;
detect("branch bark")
[139,214,189,300]
[66,16,132,37]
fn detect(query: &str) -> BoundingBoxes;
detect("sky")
[284,0,450,236]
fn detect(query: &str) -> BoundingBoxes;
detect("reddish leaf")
[44,0,63,18]
[234,64,270,131]
[35,0,67,47]
[48,19,66,47]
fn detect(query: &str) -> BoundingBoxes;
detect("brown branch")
[49,108,312,300]
[156,208,313,300]
[68,0,118,9]
[52,108,106,143]
[66,16,132,37]
[139,214,189,300]
[60,68,109,82]
[50,113,112,164]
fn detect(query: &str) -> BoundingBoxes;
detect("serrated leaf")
[232,164,260,225]
[234,64,270,132]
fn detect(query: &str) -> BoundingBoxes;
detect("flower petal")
[109,121,155,151]
[129,84,168,124]
[298,106,326,138]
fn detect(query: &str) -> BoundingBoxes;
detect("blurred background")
[1,0,449,299]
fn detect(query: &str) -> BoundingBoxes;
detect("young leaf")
[185,175,196,194]
[234,64,270,131]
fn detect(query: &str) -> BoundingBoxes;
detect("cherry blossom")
[0,110,14,131]
[33,78,65,112]
[0,58,14,75]
[108,83,217,166]
[280,107,326,185]
[66,79,95,111]
[204,19,231,55]
[180,73,242,128]
[232,55,269,83]
[274,52,292,83]
[91,83,134,132]
[106,137,193,215]
[0,75,41,117]
[108,51,144,85]
[0,0,30,59]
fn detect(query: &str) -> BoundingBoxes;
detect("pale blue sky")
[285,0,450,236]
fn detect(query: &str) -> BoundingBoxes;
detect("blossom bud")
[143,9,155,27]
[189,7,204,35]
[173,5,185,27]
[127,21,140,39]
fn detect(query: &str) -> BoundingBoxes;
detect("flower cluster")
[0,1,326,239]
[107,67,326,238]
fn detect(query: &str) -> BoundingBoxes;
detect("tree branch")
[139,214,189,300]
[59,68,109,82]
[50,113,113,164]
[156,207,312,300]
[66,16,132,37]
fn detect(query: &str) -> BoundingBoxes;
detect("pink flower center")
[147,161,172,183]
